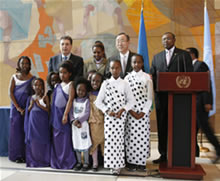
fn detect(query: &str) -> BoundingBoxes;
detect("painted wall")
[1,0,220,132]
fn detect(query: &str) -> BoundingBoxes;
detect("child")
[50,60,76,169]
[8,56,35,163]
[71,77,92,171]
[46,72,61,104]
[95,60,135,174]
[88,72,104,171]
[86,69,96,81]
[124,54,153,171]
[24,78,50,167]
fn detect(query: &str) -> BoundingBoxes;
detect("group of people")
[8,31,220,175]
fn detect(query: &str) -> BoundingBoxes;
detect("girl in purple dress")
[46,71,61,104]
[24,78,50,167]
[50,61,76,169]
[8,56,35,163]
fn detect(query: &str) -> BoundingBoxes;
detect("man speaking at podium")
[150,32,193,164]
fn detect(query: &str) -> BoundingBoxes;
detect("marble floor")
[0,141,220,181]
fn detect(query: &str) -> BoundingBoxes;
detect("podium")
[157,72,210,180]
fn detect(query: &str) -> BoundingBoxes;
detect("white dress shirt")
[120,51,129,74]
[165,46,175,65]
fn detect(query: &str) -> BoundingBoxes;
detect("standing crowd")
[8,32,220,175]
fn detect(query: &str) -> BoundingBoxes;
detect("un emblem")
[176,75,191,88]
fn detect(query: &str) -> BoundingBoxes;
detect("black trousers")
[196,110,220,156]
[155,94,168,158]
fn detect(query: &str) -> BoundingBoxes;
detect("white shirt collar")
[131,69,143,75]
[192,59,197,65]
[62,53,71,60]
[165,46,175,54]
[110,76,122,82]
[120,51,129,59]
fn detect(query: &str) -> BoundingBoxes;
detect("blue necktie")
[64,56,68,61]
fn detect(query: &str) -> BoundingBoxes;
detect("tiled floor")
[0,141,220,181]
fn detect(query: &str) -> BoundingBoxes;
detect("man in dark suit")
[48,35,83,81]
[150,32,193,164]
[105,32,135,78]
[186,47,220,163]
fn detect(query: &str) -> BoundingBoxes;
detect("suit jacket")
[193,60,213,111]
[48,53,84,80]
[83,58,107,78]
[150,47,193,108]
[104,51,135,79]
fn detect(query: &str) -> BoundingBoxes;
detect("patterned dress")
[124,70,153,166]
[95,77,135,169]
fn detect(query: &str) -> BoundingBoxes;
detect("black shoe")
[126,163,136,171]
[15,158,25,163]
[81,164,89,171]
[92,165,98,172]
[74,163,82,171]
[212,155,220,164]
[152,156,167,164]
[137,165,146,172]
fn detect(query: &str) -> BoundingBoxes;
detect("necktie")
[64,56,68,61]
[166,50,171,65]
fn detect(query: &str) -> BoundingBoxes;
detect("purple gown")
[9,76,35,162]
[50,84,76,169]
[24,97,50,167]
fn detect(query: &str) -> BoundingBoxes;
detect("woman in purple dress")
[24,78,50,167]
[50,60,76,169]
[8,56,35,163]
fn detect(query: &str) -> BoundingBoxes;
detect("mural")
[0,0,220,123]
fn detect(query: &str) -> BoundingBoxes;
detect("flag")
[203,5,216,116]
[137,9,150,73]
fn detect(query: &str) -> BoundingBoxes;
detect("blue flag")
[203,6,216,116]
[138,9,150,73]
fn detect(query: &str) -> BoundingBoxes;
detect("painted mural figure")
[79,0,124,36]
[0,0,32,68]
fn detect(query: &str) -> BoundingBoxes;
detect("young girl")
[8,56,35,163]
[124,54,153,171]
[95,60,135,174]
[46,71,61,103]
[88,72,104,171]
[50,60,76,169]
[71,77,92,171]
[24,78,50,167]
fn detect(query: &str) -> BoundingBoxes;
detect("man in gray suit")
[105,32,135,79]
[150,32,193,164]
[48,35,83,81]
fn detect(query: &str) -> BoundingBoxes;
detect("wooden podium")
[157,72,210,180]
